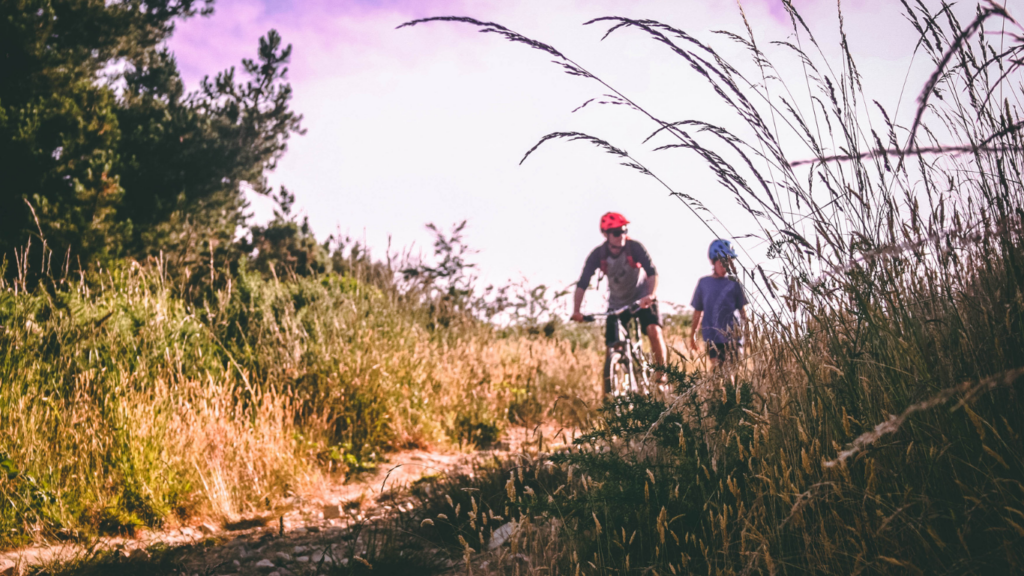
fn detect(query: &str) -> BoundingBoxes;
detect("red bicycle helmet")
[599,212,630,231]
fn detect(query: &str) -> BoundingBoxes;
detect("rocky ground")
[0,425,576,576]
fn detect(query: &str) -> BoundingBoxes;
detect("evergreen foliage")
[0,0,303,271]
[240,186,330,277]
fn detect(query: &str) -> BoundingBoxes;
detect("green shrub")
[0,250,600,546]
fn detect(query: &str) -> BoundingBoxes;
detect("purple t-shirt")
[691,276,748,343]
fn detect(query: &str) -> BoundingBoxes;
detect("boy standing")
[688,239,748,366]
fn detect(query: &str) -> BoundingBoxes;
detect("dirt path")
[0,424,575,575]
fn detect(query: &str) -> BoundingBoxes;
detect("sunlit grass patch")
[0,247,602,548]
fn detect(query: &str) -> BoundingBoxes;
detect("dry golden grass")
[0,259,604,545]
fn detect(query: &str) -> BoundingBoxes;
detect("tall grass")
[0,239,604,547]
[403,1,1024,573]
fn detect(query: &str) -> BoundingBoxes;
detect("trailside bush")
[0,256,601,545]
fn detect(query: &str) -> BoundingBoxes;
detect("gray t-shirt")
[691,275,748,343]
[577,240,658,309]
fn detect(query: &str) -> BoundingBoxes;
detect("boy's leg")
[725,339,740,364]
[707,341,725,370]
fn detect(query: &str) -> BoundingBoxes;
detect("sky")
[164,0,985,314]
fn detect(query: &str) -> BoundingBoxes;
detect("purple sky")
[166,0,964,312]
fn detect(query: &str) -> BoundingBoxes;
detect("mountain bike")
[582,299,655,396]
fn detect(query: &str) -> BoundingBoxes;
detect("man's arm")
[572,248,602,322]
[571,286,586,322]
[630,240,658,308]
[630,240,657,277]
[639,274,658,308]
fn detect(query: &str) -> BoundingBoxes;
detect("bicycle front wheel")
[634,344,655,393]
[603,349,631,396]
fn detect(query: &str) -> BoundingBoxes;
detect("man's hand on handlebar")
[576,297,654,322]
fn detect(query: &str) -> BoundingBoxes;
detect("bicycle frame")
[613,315,651,393]
[582,300,655,395]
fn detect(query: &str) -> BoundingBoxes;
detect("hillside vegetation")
[0,0,603,548]
[0,236,607,545]
[5,1,1024,575]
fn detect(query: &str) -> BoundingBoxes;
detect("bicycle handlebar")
[579,298,654,323]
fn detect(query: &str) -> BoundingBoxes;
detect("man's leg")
[638,304,667,385]
[645,323,668,383]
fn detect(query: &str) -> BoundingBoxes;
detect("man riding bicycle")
[571,212,667,390]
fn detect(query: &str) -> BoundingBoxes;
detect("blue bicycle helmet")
[708,239,737,261]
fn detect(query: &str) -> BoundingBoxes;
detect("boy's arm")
[689,280,704,351]
[737,282,749,335]
[688,310,702,351]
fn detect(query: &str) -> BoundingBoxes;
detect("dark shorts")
[707,340,740,362]
[605,302,662,346]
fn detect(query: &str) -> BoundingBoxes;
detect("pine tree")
[0,0,304,273]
